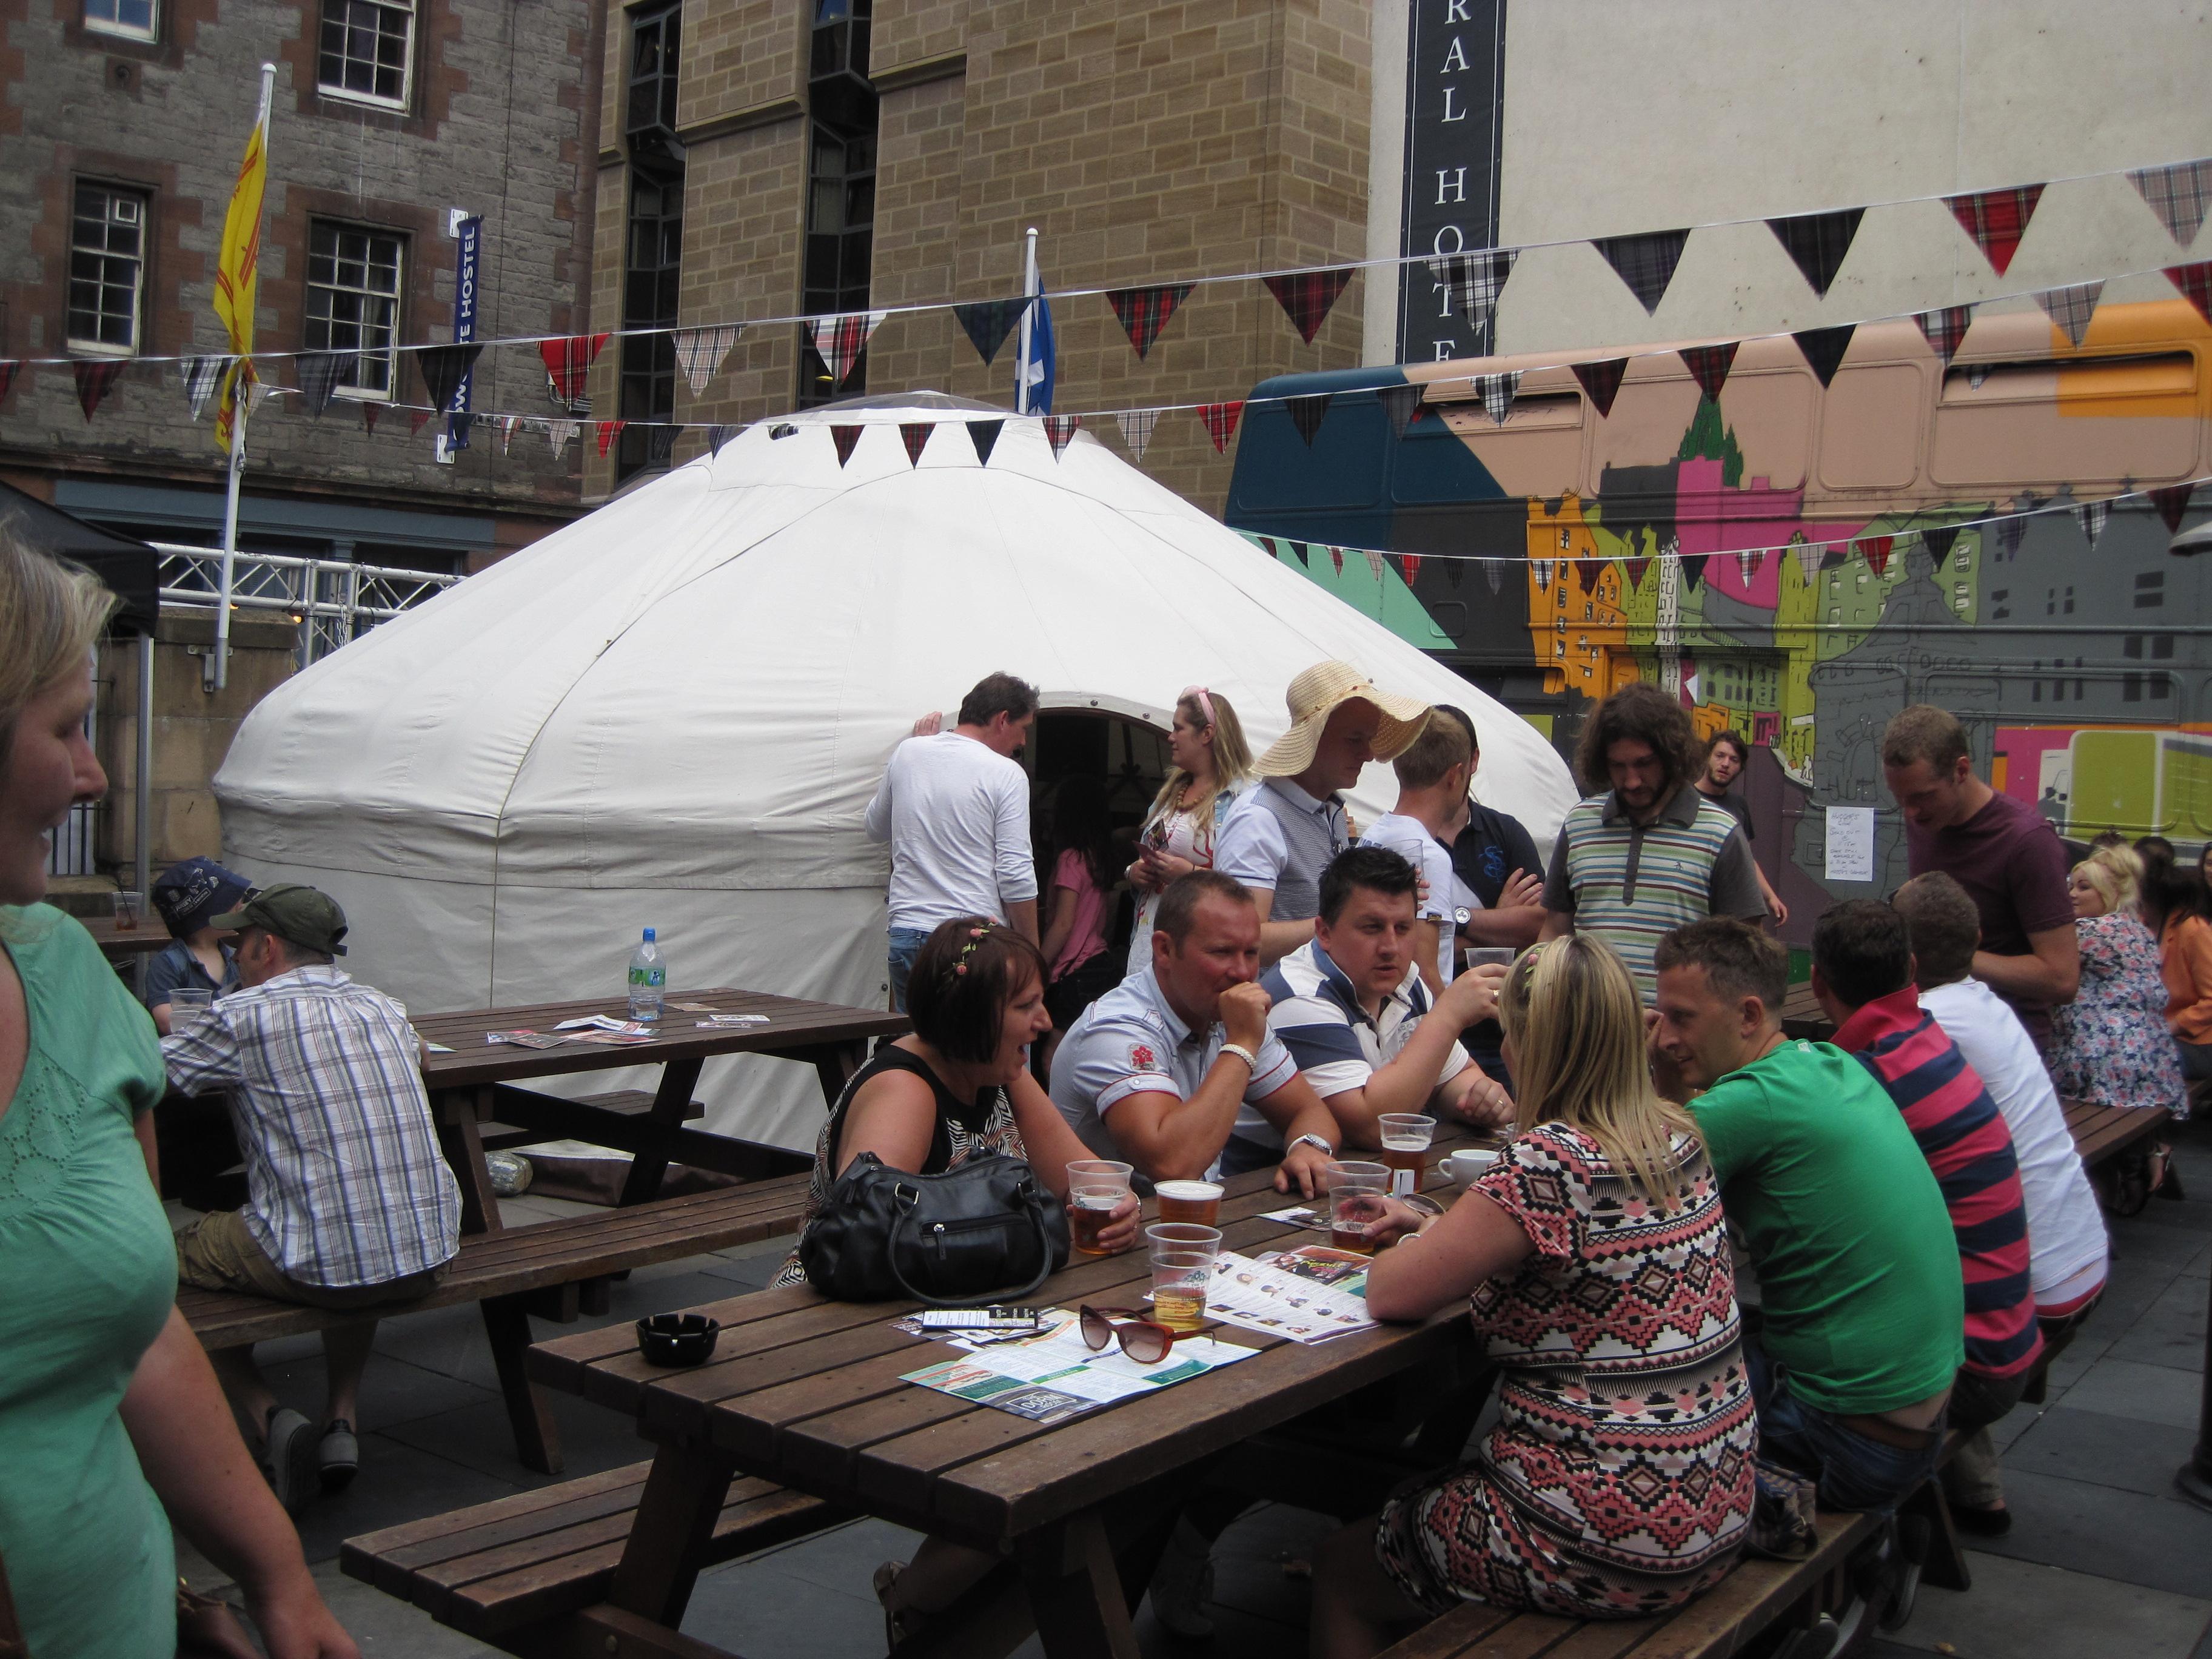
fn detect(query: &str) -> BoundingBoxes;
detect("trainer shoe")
[261,1409,317,1515]
[319,1419,360,1494]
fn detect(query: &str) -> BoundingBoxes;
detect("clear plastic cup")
[1067,1159,1134,1256]
[1323,1160,1390,1256]
[1153,1179,1223,1227]
[113,890,144,931]
[1377,1113,1437,1198]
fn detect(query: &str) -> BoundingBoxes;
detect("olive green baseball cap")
[210,883,349,956]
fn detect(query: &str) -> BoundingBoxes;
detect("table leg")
[808,1039,868,1114]
[435,1087,504,1235]
[608,1437,739,1627]
[618,1058,707,1207]
[1016,1511,1143,1659]
[481,1293,563,1475]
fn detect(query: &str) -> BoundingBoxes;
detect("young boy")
[145,856,252,1034]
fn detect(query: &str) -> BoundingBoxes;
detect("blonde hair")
[2073,843,2143,915]
[1500,936,1702,1205]
[0,535,114,766]
[1144,689,1253,846]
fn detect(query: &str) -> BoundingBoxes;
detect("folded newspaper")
[1202,1247,1377,1344]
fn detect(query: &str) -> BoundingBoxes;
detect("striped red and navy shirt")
[1836,987,2043,1382]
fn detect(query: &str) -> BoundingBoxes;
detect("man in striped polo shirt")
[1812,900,2044,1490]
[1539,684,1766,1002]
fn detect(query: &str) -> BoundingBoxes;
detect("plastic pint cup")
[1324,1161,1390,1255]
[1376,1114,1437,1198]
[1066,1159,1134,1256]
[1154,1179,1223,1227]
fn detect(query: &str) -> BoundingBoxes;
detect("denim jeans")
[887,927,932,1013]
[1745,1336,1943,1515]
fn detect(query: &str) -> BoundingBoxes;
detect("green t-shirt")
[0,905,176,1658]
[1689,1037,1963,1415]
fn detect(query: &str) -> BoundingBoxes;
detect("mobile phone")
[917,1307,1042,1330]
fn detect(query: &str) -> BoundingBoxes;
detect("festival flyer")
[900,1307,1255,1424]
[1202,1248,1377,1344]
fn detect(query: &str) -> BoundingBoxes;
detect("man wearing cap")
[143,855,252,1034]
[1214,662,1432,967]
[161,884,461,1513]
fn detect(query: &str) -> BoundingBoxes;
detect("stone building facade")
[586,0,1374,515]
[1,0,602,570]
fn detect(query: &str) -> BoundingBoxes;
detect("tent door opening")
[1030,708,1172,959]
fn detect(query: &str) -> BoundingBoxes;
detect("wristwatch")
[1289,1132,1336,1158]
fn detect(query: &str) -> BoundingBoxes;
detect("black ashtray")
[636,1313,720,1367]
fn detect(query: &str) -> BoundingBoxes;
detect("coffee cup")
[1443,1147,1500,1191]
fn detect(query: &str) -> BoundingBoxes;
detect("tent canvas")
[1,480,161,635]
[215,395,1578,1150]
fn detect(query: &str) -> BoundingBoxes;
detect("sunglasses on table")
[1078,1304,1214,1365]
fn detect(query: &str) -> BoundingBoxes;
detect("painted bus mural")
[1223,298,2212,937]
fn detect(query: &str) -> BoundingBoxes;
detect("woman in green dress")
[0,541,356,1657]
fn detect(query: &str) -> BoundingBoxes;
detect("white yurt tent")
[216,394,1578,1148]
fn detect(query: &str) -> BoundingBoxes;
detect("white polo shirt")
[1356,812,1481,985]
[1048,965,1299,1169]
[1260,939,1472,1101]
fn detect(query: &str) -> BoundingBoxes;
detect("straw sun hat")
[1250,660,1433,778]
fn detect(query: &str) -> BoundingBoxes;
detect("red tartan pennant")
[539,334,609,404]
[1571,358,1628,418]
[831,424,865,467]
[1855,534,1894,577]
[1328,545,1344,574]
[408,406,435,437]
[2154,483,2194,534]
[1262,268,1355,344]
[808,312,884,387]
[900,421,933,467]
[594,419,626,457]
[1401,551,1423,585]
[1043,414,1081,458]
[1577,558,1603,594]
[1678,343,1738,404]
[2167,263,2212,326]
[1104,284,1193,359]
[1946,184,2045,276]
[73,360,127,422]
[1197,401,1244,454]
[360,401,380,435]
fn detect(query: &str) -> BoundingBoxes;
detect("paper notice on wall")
[1825,806,1876,883]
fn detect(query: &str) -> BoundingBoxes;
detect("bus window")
[1933,354,2199,485]
[1440,393,1585,497]
[1818,366,1924,490]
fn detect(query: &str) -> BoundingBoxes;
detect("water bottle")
[626,927,666,1021]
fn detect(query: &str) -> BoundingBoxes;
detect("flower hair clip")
[952,922,994,977]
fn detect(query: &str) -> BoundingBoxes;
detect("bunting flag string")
[0,362,15,409]
[1922,525,1961,566]
[1285,394,1330,446]
[1679,553,1708,590]
[1792,539,1824,583]
[1794,324,1856,387]
[831,423,865,467]
[2154,483,2194,534]
[296,350,353,418]
[1105,284,1193,360]
[540,335,608,409]
[497,415,520,456]
[2167,262,2212,325]
[1197,400,1244,454]
[1262,268,1354,344]
[73,360,126,423]
[1997,514,2027,558]
[1913,306,1974,368]
[2130,159,2212,247]
[967,418,1004,466]
[2035,280,2105,347]
[1594,229,1691,314]
[1767,208,1864,298]
[1425,250,1517,345]
[1569,358,1627,418]
[360,401,380,435]
[1476,370,1520,426]
[1115,408,1159,461]
[953,297,1033,367]
[1327,545,1344,575]
[1401,551,1423,585]
[2074,501,2109,548]
[1678,342,1738,404]
[407,406,435,438]
[673,325,742,395]
[1947,184,2045,275]
[179,355,229,420]
[416,344,483,412]
[594,418,626,458]
[646,425,677,467]
[1042,414,1081,459]
[707,423,740,457]
[900,421,933,467]
[546,418,576,459]
[1362,548,1385,581]
[1378,383,1424,437]
[806,311,885,387]
[1855,534,1895,577]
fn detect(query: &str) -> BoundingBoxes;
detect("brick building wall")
[1,0,601,551]
[588,0,1373,517]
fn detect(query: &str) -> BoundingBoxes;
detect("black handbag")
[798,1149,1071,1306]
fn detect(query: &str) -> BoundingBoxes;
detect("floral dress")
[769,1044,1026,1289]
[1376,1125,1757,1620]
[2049,911,2187,1119]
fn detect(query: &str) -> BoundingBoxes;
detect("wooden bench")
[478,1087,706,1153]
[180,1172,814,1474]
[339,1459,849,1654]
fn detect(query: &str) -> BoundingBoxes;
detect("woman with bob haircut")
[1307,937,1755,1655]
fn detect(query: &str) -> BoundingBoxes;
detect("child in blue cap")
[145,856,252,1033]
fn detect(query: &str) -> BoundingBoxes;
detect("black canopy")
[1,480,161,635]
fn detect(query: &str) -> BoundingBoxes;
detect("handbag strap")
[882,1181,1059,1309]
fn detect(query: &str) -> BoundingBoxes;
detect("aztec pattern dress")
[769,1044,1026,1290]
[2050,910,2188,1119]
[1376,1124,1757,1620]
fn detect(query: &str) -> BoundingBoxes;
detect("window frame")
[302,218,408,401]
[82,0,158,42]
[66,180,150,358]
[316,0,417,112]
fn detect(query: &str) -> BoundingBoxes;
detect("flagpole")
[1014,227,1037,415]
[211,59,275,694]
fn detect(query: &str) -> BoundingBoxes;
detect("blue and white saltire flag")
[1016,276,1055,415]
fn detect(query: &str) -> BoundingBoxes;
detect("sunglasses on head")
[1078,1305,1206,1366]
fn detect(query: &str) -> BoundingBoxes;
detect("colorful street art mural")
[1224,300,2212,935]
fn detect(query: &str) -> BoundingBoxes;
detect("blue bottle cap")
[643,927,657,942]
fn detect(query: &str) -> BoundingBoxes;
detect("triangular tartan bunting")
[1678,342,1738,405]
[1287,541,1310,569]
[1679,554,1709,590]
[179,355,229,420]
[1285,394,1330,446]
[1042,414,1080,459]
[1997,514,2026,558]
[2165,263,2212,326]
[1580,558,1604,592]
[497,416,521,455]
[1446,559,1463,591]
[1198,401,1244,454]
[539,334,609,407]
[2154,483,2194,534]
[1424,250,1516,345]
[296,350,354,418]
[415,344,483,412]
[1947,184,2045,276]
[1855,535,1894,577]
[1115,408,1159,461]
[830,424,865,467]
[808,311,886,387]
[1570,358,1628,418]
[1735,550,1761,583]
[1377,383,1423,437]
[73,360,126,421]
[647,424,677,466]
[2074,501,2110,549]
[1531,558,1553,591]
[1328,545,1344,575]
[1104,284,1193,360]
[1794,324,1856,388]
[0,361,15,408]
[1476,370,1520,426]
[545,418,576,459]
[1261,268,1355,344]
[899,421,933,467]
[968,419,1004,466]
[1362,548,1385,581]
[2130,159,2212,247]
[1766,208,1865,298]
[1401,552,1423,585]
[1923,525,1961,566]
[359,400,379,435]
[672,325,742,395]
[951,298,1032,368]
[1624,555,1649,591]
[706,423,740,457]
[2034,281,2104,347]
[246,377,276,417]
[1792,540,1823,583]
[407,406,435,437]
[1593,228,1691,314]
[1913,307,1974,369]
[1483,559,1500,594]
[594,419,625,458]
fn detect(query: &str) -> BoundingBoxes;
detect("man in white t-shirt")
[1894,871,2110,1537]
[865,672,1041,1010]
[1356,711,1480,993]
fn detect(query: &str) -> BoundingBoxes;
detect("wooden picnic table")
[82,913,170,956]
[1779,980,1831,1041]
[412,987,909,1233]
[525,1144,1489,1659]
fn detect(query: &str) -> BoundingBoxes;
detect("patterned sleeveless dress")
[1376,1124,1757,1620]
